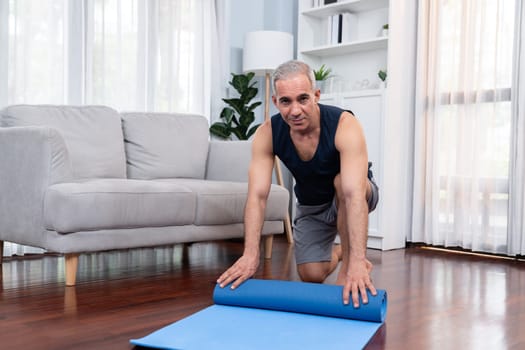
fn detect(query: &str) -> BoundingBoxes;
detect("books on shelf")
[312,0,337,6]
[327,12,358,45]
[312,0,337,8]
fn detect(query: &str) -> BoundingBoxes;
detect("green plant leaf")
[313,64,332,81]
[223,98,245,117]
[378,70,387,82]
[231,127,247,140]
[239,111,255,128]
[243,87,258,102]
[247,101,262,113]
[209,123,232,139]
[220,107,235,124]
[231,74,249,94]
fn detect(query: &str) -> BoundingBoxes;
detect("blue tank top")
[271,104,347,205]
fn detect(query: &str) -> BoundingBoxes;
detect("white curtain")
[411,0,521,255]
[0,0,229,256]
[508,0,525,256]
[85,0,226,114]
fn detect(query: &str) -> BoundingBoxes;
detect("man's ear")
[272,95,278,106]
[314,89,321,102]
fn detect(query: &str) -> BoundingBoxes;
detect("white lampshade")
[243,31,294,76]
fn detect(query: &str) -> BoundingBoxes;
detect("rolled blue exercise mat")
[131,279,387,350]
[214,278,387,323]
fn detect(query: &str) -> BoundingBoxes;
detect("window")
[413,0,517,254]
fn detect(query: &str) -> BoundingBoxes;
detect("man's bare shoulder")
[252,119,274,155]
[335,111,366,151]
[337,110,362,132]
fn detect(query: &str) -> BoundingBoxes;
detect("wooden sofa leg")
[65,253,79,286]
[264,235,274,259]
[284,213,294,244]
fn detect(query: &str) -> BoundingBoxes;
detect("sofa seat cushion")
[157,179,290,226]
[44,179,196,233]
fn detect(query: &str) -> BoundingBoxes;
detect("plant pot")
[316,80,325,92]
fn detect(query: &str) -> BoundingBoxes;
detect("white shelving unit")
[301,37,388,56]
[297,0,391,250]
[302,0,389,17]
[298,0,389,93]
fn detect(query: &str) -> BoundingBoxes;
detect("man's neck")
[289,112,321,161]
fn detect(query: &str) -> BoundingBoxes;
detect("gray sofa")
[0,105,289,286]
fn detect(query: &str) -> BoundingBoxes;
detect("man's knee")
[297,263,330,283]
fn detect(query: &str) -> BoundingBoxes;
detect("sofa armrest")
[0,126,72,246]
[205,140,252,182]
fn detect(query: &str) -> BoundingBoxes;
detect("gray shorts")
[293,178,379,265]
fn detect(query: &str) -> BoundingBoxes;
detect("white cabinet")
[298,0,394,250]
[340,90,385,249]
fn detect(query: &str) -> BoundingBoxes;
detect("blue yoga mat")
[131,279,387,350]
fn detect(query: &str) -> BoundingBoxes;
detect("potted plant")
[209,72,262,140]
[313,64,333,91]
[382,24,389,37]
[378,69,387,88]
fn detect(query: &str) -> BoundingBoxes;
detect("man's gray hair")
[272,60,316,93]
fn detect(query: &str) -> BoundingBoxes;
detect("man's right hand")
[217,253,259,289]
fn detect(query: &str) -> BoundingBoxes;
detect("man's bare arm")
[335,112,377,306]
[217,120,274,289]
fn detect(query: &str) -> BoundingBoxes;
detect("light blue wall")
[229,0,265,71]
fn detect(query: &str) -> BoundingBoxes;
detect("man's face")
[272,74,320,131]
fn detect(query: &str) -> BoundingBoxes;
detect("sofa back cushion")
[121,112,209,179]
[1,105,126,179]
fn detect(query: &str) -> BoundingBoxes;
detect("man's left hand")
[342,257,377,307]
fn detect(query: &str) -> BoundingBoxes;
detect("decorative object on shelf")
[352,78,370,91]
[323,75,344,94]
[242,30,294,243]
[378,69,387,88]
[314,64,333,91]
[378,69,387,81]
[209,72,261,140]
[314,64,332,81]
[324,0,337,5]
[381,23,389,37]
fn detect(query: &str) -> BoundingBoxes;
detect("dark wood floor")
[1,236,524,350]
